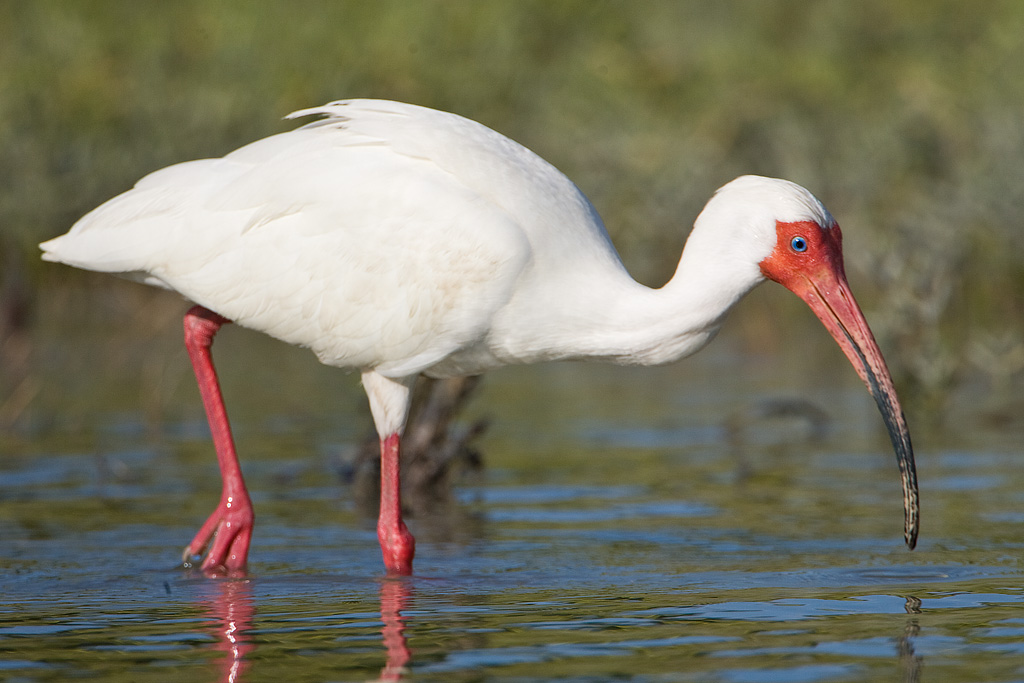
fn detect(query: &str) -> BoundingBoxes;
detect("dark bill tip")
[865,375,919,550]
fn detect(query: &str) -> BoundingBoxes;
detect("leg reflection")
[378,579,412,681]
[202,577,255,683]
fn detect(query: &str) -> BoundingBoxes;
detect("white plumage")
[41,100,810,381]
[41,99,918,575]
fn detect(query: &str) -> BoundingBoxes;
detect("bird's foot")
[182,494,254,574]
[378,520,415,576]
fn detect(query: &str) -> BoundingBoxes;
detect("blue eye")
[790,236,808,253]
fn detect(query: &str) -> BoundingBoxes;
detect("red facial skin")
[760,221,919,550]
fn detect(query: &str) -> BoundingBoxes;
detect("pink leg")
[181,305,254,573]
[377,433,415,575]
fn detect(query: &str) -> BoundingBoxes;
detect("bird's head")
[703,175,919,550]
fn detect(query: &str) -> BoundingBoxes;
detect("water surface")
[3,333,1023,681]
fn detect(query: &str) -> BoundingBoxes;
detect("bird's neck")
[610,250,763,365]
[505,237,765,368]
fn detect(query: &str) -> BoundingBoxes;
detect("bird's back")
[41,100,630,376]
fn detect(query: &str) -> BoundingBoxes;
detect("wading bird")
[41,99,919,576]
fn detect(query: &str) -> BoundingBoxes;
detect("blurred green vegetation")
[3,0,1024,420]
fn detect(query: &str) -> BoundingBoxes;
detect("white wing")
[40,100,629,375]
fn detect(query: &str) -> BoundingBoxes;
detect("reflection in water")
[200,578,255,683]
[899,596,923,683]
[378,579,413,681]
[197,575,413,682]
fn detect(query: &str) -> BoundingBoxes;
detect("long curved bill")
[788,264,920,550]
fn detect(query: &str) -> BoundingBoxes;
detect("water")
[3,328,1024,682]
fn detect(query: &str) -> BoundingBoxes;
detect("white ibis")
[40,99,919,576]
